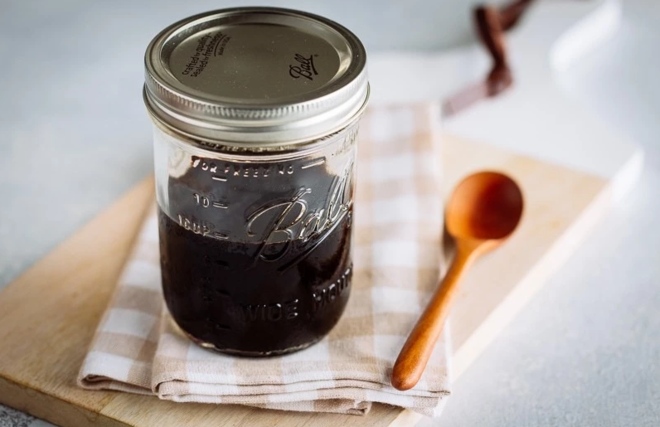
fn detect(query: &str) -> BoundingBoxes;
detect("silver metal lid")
[144,7,369,147]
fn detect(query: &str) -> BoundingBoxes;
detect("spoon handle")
[391,242,478,391]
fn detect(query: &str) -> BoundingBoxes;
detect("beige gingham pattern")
[78,103,450,417]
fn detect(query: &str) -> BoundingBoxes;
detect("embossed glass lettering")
[246,160,353,265]
[242,299,300,322]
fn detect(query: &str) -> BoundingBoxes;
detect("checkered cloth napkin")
[78,103,451,417]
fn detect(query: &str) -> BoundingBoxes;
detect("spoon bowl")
[391,171,523,391]
[446,171,524,241]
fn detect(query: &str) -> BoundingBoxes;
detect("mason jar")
[143,7,369,356]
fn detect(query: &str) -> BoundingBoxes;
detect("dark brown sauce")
[159,155,354,355]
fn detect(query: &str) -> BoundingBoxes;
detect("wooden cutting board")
[0,134,614,427]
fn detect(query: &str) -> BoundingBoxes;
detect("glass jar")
[143,7,368,356]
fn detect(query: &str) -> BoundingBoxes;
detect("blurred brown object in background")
[443,0,534,117]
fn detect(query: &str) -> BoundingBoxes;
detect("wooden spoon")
[391,171,524,391]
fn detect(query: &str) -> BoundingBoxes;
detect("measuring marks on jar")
[182,157,234,240]
[176,214,229,241]
[301,158,326,170]
[187,192,229,240]
[192,193,227,210]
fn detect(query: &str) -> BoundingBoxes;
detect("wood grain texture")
[0,135,610,427]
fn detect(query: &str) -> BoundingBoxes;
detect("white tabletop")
[1,0,659,426]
